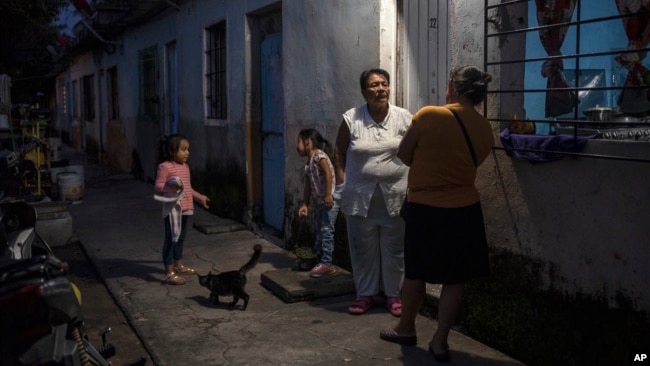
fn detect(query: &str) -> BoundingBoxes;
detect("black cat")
[197,244,262,310]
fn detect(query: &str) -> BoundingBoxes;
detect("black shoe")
[379,328,417,346]
[429,346,450,363]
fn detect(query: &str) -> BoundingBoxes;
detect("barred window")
[82,74,95,121]
[485,1,650,151]
[138,46,159,121]
[108,67,119,120]
[205,21,227,120]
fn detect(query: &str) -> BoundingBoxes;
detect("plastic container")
[67,165,85,187]
[58,172,83,203]
[50,164,84,187]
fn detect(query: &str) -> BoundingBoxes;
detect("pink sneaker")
[309,263,336,278]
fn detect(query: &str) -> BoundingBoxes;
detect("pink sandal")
[348,296,374,315]
[386,297,402,317]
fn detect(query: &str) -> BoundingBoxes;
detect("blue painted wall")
[524,2,628,133]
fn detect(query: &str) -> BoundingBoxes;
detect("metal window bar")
[484,0,650,163]
[486,48,650,67]
[486,12,646,38]
[138,48,158,120]
[205,22,227,120]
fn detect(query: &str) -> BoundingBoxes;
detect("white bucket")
[58,172,83,203]
[51,164,84,187]
[66,165,85,188]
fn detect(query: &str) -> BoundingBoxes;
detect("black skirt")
[403,201,489,284]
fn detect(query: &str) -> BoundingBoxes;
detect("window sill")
[205,118,228,127]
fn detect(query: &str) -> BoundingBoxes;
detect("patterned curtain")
[535,0,577,117]
[615,0,650,113]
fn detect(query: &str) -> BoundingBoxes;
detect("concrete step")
[261,267,355,303]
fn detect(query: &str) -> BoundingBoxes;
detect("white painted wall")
[55,0,402,218]
[282,1,400,208]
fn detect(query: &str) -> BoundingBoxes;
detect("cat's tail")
[239,244,263,274]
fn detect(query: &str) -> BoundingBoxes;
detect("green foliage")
[0,0,67,79]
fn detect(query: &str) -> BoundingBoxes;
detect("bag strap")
[446,107,478,166]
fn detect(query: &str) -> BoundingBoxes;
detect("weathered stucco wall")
[55,0,650,312]
[55,1,278,219]
[282,0,398,246]
[486,142,650,309]
[55,0,396,227]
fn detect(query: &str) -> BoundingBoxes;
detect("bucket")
[58,172,83,203]
[50,164,84,187]
[67,165,85,188]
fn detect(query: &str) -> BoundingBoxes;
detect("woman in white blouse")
[334,68,412,317]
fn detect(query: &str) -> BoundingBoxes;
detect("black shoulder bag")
[446,107,478,166]
[400,107,479,220]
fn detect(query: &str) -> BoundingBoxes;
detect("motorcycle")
[0,201,129,366]
[0,201,49,260]
[0,139,44,200]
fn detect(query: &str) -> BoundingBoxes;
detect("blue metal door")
[261,33,284,230]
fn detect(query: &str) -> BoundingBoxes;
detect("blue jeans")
[314,202,339,265]
[162,215,189,266]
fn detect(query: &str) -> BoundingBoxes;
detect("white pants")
[346,186,405,298]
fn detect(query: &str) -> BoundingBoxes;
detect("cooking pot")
[583,106,612,121]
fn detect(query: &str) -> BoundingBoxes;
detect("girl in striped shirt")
[154,134,210,285]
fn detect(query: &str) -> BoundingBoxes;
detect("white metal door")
[400,0,448,112]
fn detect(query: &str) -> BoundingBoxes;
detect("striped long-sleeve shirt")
[154,161,207,214]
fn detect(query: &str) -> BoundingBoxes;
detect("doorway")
[260,32,285,231]
[164,41,179,135]
[399,0,448,111]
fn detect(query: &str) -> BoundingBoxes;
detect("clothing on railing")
[535,0,578,117]
[615,0,650,113]
[499,128,596,164]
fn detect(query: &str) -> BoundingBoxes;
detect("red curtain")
[535,0,577,117]
[615,0,650,113]
[71,0,93,17]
